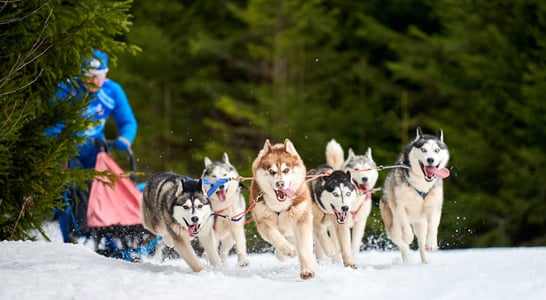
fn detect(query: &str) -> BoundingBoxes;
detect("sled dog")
[380,128,450,263]
[141,172,220,272]
[326,139,379,256]
[308,165,357,268]
[250,139,315,280]
[202,153,249,267]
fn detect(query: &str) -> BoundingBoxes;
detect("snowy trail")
[1,241,545,300]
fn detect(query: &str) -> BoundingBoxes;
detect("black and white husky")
[308,165,357,268]
[380,127,450,264]
[202,153,249,267]
[326,139,379,256]
[141,172,220,272]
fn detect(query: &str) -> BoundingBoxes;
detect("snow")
[1,224,546,300]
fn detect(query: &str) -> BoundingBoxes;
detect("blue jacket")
[48,78,137,144]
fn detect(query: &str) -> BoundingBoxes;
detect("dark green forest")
[1,0,545,249]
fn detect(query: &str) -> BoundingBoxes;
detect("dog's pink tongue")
[284,188,296,198]
[188,224,199,238]
[217,190,227,202]
[275,188,296,201]
[426,166,450,179]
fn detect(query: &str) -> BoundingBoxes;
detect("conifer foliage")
[0,0,136,240]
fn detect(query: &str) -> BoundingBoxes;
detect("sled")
[58,140,160,262]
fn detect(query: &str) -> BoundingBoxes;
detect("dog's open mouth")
[216,186,227,202]
[187,223,201,238]
[274,188,295,202]
[331,204,348,224]
[353,180,372,200]
[421,163,450,182]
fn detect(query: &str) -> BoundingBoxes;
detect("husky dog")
[326,139,379,256]
[250,139,315,280]
[308,165,357,268]
[380,128,450,264]
[141,172,220,272]
[202,153,249,267]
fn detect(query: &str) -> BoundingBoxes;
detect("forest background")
[1,0,545,250]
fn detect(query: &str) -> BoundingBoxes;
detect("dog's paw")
[275,243,296,261]
[238,258,250,267]
[300,269,315,280]
[344,262,358,269]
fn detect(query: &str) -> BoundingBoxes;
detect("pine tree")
[382,0,546,246]
[0,0,137,240]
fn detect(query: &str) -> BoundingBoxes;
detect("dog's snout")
[275,181,285,189]
[191,216,199,223]
[427,157,435,164]
[341,205,349,213]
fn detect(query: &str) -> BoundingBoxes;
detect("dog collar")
[403,173,432,198]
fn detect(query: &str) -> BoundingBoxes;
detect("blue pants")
[76,140,101,169]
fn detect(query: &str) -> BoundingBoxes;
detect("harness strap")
[350,200,364,217]
[211,192,261,222]
[212,205,232,216]
[201,177,230,198]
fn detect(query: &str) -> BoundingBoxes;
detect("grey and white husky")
[141,172,220,272]
[326,139,379,256]
[308,165,357,268]
[380,127,450,264]
[202,153,249,267]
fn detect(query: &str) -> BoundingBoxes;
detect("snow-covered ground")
[1,225,545,300]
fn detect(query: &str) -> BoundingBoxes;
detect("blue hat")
[82,50,109,77]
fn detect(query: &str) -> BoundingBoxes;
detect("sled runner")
[57,140,160,262]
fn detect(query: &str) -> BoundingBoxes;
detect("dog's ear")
[204,157,212,167]
[437,129,444,142]
[347,148,355,159]
[222,152,230,164]
[174,178,185,198]
[414,127,424,142]
[263,139,272,152]
[284,139,299,156]
[257,139,272,158]
[345,170,352,181]
[365,147,373,160]
[196,179,206,195]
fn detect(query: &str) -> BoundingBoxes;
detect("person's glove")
[114,136,131,151]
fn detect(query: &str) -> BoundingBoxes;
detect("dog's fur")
[141,172,220,272]
[380,128,450,263]
[308,165,357,268]
[202,153,249,267]
[250,139,315,280]
[326,139,378,256]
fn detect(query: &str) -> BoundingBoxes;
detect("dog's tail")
[325,139,344,170]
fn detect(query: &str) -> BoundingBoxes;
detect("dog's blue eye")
[332,192,339,197]
[346,192,352,197]
[421,148,427,153]
[434,148,440,153]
